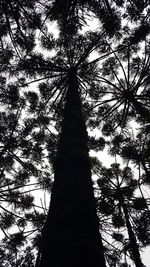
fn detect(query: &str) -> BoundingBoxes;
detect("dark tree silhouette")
[42,0,121,37]
[0,0,42,53]
[17,31,110,267]
[36,68,106,267]
[96,163,146,267]
[125,0,150,44]
[0,1,150,266]
[87,39,150,131]
[109,127,150,183]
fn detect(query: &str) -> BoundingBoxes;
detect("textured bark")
[36,69,106,267]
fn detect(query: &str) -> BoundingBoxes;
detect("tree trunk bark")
[36,69,106,267]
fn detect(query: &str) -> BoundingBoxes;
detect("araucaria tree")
[0,1,150,267]
[28,32,109,266]
[36,67,106,266]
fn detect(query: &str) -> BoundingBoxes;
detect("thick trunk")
[122,203,144,267]
[36,69,106,267]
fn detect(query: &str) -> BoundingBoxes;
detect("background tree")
[87,36,150,134]
[95,161,147,266]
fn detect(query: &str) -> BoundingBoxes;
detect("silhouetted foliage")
[95,162,147,266]
[0,1,150,266]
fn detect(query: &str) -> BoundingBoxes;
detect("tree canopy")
[0,0,150,266]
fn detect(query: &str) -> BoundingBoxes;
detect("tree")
[109,127,150,183]
[42,0,121,37]
[87,38,150,132]
[0,0,42,54]
[96,162,146,267]
[36,67,106,267]
[16,31,110,266]
[0,1,150,266]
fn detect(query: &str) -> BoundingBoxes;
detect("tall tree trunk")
[36,69,106,267]
[122,203,144,267]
